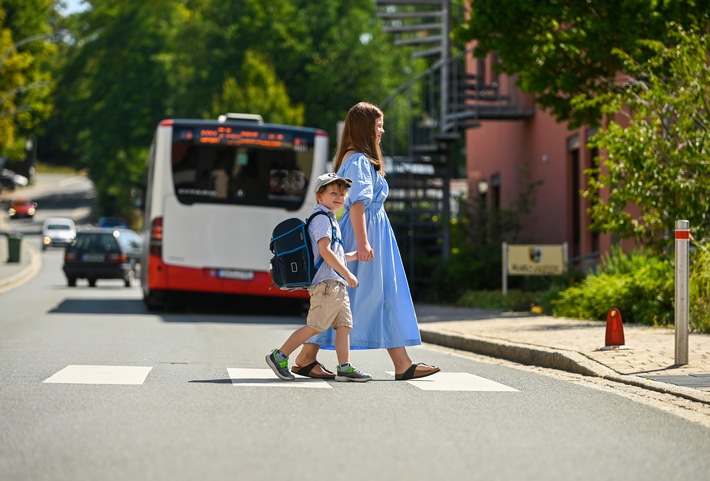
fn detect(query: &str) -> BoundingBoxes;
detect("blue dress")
[308,153,422,350]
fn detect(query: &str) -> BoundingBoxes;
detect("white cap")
[313,173,353,193]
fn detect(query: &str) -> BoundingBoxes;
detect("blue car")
[96,216,127,228]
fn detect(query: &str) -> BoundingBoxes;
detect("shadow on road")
[48,294,306,324]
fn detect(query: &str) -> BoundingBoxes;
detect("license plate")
[217,269,254,280]
[82,254,105,262]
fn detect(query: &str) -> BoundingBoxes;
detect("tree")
[48,0,174,214]
[176,0,419,135]
[582,25,710,250]
[0,0,56,161]
[40,0,423,217]
[458,0,708,127]
[208,51,305,125]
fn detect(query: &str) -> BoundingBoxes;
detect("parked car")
[96,216,128,228]
[0,168,29,191]
[42,217,77,251]
[63,228,142,287]
[7,198,37,219]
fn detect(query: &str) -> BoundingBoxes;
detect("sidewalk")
[0,216,41,294]
[416,304,710,404]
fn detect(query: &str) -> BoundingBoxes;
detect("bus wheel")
[144,290,164,311]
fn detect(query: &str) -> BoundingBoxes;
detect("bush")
[458,289,543,312]
[425,244,503,303]
[553,247,674,326]
[690,242,710,332]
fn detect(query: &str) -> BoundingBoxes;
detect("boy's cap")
[313,173,353,192]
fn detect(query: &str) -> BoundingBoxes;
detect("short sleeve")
[308,214,332,243]
[338,154,374,208]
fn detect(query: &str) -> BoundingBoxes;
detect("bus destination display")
[193,126,310,152]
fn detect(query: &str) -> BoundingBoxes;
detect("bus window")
[171,128,313,210]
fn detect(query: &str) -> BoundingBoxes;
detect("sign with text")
[506,244,566,276]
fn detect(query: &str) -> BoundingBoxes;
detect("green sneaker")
[335,364,372,382]
[266,350,295,381]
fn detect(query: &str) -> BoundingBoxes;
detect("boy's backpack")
[269,211,337,290]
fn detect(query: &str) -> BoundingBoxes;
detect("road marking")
[227,368,332,388]
[43,365,152,385]
[386,372,519,391]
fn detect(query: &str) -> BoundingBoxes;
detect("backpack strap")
[306,211,341,270]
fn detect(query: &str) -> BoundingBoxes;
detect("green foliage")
[208,51,305,125]
[690,242,710,333]
[553,247,675,326]
[428,244,502,303]
[582,25,710,251]
[457,0,708,127]
[0,0,56,159]
[46,0,174,215]
[40,0,423,216]
[458,289,543,313]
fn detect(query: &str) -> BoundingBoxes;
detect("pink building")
[465,89,612,270]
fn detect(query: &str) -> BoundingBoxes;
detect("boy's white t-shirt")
[308,203,346,287]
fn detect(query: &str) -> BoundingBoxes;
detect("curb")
[0,243,42,293]
[420,327,710,406]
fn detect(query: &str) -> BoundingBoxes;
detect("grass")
[35,162,87,175]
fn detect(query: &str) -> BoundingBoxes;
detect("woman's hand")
[357,242,374,262]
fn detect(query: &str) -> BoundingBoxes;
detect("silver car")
[42,217,77,251]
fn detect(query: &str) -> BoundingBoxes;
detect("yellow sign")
[506,244,566,276]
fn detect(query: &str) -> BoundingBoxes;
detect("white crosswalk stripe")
[386,372,519,391]
[43,365,153,385]
[41,366,518,391]
[228,368,332,388]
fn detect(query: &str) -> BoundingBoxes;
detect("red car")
[8,198,37,219]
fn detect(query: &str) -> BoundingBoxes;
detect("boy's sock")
[338,362,352,371]
[273,350,288,362]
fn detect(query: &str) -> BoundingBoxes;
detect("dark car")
[63,228,142,287]
[8,198,37,219]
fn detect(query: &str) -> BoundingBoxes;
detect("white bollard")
[674,220,690,366]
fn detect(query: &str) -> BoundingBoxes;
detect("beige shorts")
[307,280,353,332]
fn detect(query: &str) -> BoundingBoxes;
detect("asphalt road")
[1,175,709,481]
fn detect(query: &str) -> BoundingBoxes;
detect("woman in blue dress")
[292,102,440,381]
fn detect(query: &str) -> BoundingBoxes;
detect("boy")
[265,173,372,382]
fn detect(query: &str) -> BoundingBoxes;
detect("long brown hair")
[333,102,384,176]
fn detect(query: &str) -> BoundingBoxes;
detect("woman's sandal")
[291,361,336,379]
[395,363,441,381]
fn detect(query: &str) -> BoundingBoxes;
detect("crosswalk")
[42,365,519,392]
[43,365,153,385]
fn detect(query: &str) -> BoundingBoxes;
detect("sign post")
[674,220,690,366]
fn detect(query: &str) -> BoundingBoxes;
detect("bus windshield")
[170,124,315,210]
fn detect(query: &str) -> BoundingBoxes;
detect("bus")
[141,113,328,310]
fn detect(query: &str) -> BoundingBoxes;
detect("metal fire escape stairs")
[375,0,534,297]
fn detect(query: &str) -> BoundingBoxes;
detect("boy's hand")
[344,272,358,288]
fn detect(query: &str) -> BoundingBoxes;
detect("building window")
[491,173,501,210]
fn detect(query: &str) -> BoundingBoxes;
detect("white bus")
[141,113,328,310]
